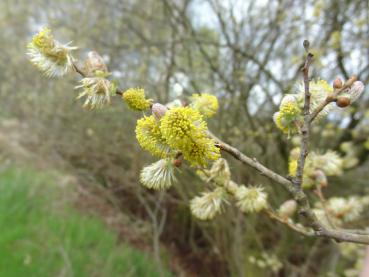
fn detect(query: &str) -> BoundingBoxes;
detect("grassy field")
[0,167,171,277]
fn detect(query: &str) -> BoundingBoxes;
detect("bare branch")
[293,50,314,189]
[264,208,314,237]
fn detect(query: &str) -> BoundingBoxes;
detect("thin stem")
[314,185,336,228]
[293,51,313,189]
[264,208,314,236]
[309,75,358,122]
[213,130,369,244]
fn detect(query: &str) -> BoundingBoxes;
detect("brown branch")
[317,229,369,244]
[72,62,86,77]
[264,208,314,236]
[209,132,293,190]
[340,229,369,236]
[200,168,311,236]
[211,131,369,244]
[293,51,313,189]
[314,185,336,228]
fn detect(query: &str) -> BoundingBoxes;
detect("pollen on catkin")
[140,159,177,190]
[190,187,225,220]
[160,106,220,167]
[136,115,171,158]
[190,93,219,118]
[27,27,76,77]
[299,80,333,113]
[288,159,298,176]
[235,185,268,213]
[274,80,334,135]
[209,158,231,185]
[288,147,343,188]
[123,88,152,111]
[76,77,112,109]
[273,96,301,134]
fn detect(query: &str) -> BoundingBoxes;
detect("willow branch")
[309,75,358,122]
[293,52,313,189]
[208,131,293,191]
[211,131,369,244]
[314,185,336,228]
[201,168,311,236]
[339,229,369,236]
[264,208,314,236]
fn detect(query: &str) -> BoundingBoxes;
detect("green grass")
[0,167,171,277]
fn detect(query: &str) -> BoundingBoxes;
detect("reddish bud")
[314,170,328,187]
[173,159,182,167]
[278,200,297,219]
[333,77,343,89]
[336,96,351,108]
[151,103,168,120]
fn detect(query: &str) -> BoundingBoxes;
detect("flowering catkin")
[159,107,220,167]
[274,80,333,135]
[123,88,152,111]
[235,185,268,213]
[76,77,112,109]
[140,159,177,190]
[27,27,76,77]
[136,115,171,158]
[190,188,225,220]
[190,93,219,118]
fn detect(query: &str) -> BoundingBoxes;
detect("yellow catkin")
[288,159,298,176]
[123,88,151,111]
[31,27,55,52]
[160,107,220,166]
[190,93,219,118]
[136,115,170,158]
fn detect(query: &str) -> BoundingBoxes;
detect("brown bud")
[333,77,343,89]
[336,96,351,108]
[84,51,108,76]
[278,200,297,219]
[173,159,182,167]
[314,170,328,187]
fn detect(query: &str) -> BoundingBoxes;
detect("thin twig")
[209,131,293,190]
[212,132,369,244]
[293,51,313,189]
[264,208,314,236]
[309,75,358,122]
[314,185,336,228]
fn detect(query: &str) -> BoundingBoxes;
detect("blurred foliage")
[1,0,369,276]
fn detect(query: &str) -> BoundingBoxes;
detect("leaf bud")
[333,77,343,89]
[336,96,351,108]
[151,103,168,120]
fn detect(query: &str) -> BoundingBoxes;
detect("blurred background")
[1,0,369,276]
